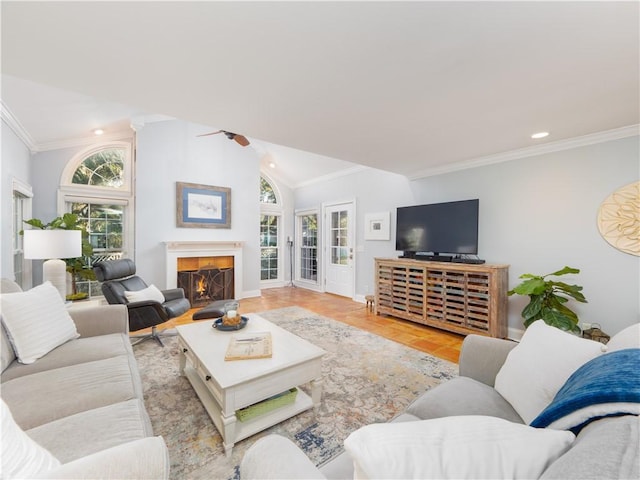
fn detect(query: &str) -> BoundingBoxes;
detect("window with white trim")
[12,179,33,289]
[59,141,133,297]
[296,211,318,283]
[259,175,282,283]
[260,214,279,280]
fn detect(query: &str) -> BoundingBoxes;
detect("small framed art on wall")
[364,212,390,240]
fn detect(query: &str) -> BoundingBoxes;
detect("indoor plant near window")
[508,266,587,333]
[22,213,95,299]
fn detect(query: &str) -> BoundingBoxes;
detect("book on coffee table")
[224,332,273,361]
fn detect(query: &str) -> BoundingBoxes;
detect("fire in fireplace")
[178,267,234,307]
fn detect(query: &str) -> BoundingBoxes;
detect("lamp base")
[43,258,67,300]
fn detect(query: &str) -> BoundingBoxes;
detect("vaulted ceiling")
[2,2,638,186]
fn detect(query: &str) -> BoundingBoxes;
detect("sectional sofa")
[242,322,640,479]
[1,279,169,479]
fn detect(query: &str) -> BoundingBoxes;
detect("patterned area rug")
[133,306,458,480]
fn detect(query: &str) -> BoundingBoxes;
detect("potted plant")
[508,266,587,333]
[22,213,96,299]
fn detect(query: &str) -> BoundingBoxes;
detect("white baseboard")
[240,289,262,299]
[354,294,367,304]
[507,326,525,341]
[293,282,323,293]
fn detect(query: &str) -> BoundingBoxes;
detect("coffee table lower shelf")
[183,365,314,455]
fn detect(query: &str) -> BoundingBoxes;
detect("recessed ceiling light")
[531,131,549,139]
[269,162,276,168]
[93,129,104,136]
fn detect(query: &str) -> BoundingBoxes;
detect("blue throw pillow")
[531,348,640,433]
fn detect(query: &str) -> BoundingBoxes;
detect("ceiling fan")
[197,130,250,147]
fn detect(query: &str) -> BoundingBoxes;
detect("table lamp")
[23,229,82,300]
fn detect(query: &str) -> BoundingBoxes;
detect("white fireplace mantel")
[165,241,244,298]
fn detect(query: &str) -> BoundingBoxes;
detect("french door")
[323,201,355,298]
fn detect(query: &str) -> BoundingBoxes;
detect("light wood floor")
[149,287,464,363]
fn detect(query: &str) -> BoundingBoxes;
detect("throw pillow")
[124,284,165,304]
[494,320,604,424]
[343,415,575,480]
[531,348,640,432]
[0,281,79,364]
[1,399,60,477]
[606,323,640,352]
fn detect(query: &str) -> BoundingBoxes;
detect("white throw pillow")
[495,320,605,424]
[0,281,79,364]
[1,399,61,477]
[606,323,640,352]
[124,284,165,304]
[343,415,575,480]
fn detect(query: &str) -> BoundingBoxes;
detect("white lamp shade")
[23,230,82,260]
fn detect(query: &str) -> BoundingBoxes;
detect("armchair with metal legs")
[93,258,191,346]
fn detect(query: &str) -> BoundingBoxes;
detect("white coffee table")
[177,313,325,456]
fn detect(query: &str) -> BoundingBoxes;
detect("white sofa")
[1,279,169,479]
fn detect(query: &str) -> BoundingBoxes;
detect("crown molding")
[1,100,37,152]
[408,124,640,180]
[32,129,135,153]
[2,101,138,153]
[34,113,172,152]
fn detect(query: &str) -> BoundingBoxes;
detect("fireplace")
[178,267,234,307]
[164,241,244,301]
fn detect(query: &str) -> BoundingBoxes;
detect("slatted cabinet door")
[376,262,427,324]
[375,258,508,338]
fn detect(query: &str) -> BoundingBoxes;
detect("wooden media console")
[374,258,509,338]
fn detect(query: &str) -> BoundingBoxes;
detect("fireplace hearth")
[178,267,234,307]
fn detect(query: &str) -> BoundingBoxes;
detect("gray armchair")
[93,258,190,346]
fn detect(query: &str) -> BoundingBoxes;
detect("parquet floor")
[148,287,463,363]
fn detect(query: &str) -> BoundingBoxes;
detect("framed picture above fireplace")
[176,182,231,228]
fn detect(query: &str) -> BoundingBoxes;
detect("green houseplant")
[22,213,95,299]
[508,266,587,333]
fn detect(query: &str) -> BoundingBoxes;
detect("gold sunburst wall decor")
[597,181,640,256]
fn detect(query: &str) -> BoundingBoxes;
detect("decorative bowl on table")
[212,316,249,331]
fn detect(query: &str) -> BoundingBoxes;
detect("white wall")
[17,119,291,297]
[294,168,414,296]
[411,136,639,336]
[135,120,263,297]
[29,142,130,284]
[294,136,639,336]
[8,114,638,336]
[31,146,80,222]
[0,121,31,280]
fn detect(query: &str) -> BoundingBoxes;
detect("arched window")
[71,148,125,187]
[260,175,282,283]
[260,177,278,204]
[58,141,133,297]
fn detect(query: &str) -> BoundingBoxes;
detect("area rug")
[133,306,458,480]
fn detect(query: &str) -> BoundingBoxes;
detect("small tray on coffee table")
[212,316,249,331]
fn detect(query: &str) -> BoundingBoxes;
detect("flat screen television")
[395,199,479,258]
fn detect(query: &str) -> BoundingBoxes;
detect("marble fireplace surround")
[164,241,244,299]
